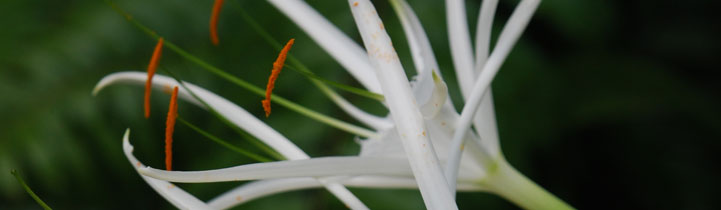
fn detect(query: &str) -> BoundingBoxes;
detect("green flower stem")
[10,170,52,210]
[285,64,385,102]
[481,159,575,210]
[177,117,274,162]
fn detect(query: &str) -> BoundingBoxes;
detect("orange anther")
[262,38,295,117]
[209,0,225,46]
[165,86,178,171]
[144,38,164,118]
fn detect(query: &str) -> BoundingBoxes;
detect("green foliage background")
[1,0,719,209]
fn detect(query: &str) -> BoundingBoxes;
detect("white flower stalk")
[96,0,576,209]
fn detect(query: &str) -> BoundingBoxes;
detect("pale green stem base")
[481,159,575,210]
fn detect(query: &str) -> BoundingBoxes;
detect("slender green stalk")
[105,0,375,138]
[480,160,575,210]
[10,170,52,210]
[285,64,385,101]
[177,117,273,162]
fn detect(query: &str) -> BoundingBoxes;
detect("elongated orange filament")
[145,38,164,118]
[209,0,225,45]
[165,86,178,171]
[262,38,295,117]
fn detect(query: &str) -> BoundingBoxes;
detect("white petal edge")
[387,0,449,119]
[208,176,486,209]
[474,0,499,73]
[445,0,542,194]
[472,0,503,169]
[137,156,476,183]
[267,0,382,94]
[122,129,215,210]
[94,72,308,159]
[318,84,392,130]
[389,0,441,76]
[446,0,476,100]
[95,72,369,210]
[348,1,458,209]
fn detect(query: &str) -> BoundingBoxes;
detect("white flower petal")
[445,0,542,194]
[348,1,457,209]
[267,0,382,94]
[320,85,392,130]
[359,107,488,178]
[122,129,215,210]
[137,157,427,183]
[95,72,369,210]
[446,0,476,100]
[389,0,441,76]
[208,176,485,209]
[390,0,449,119]
[474,0,499,73]
[471,91,501,157]
[94,71,308,159]
[471,0,502,161]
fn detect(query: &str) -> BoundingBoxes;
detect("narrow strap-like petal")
[445,0,542,194]
[389,0,441,76]
[389,0,450,119]
[95,72,309,159]
[122,129,215,210]
[138,157,416,183]
[471,0,502,178]
[446,0,476,100]
[348,1,458,209]
[320,85,392,129]
[267,0,382,94]
[208,176,485,209]
[474,0,499,73]
[96,72,368,210]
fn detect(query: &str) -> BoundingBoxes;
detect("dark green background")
[1,0,719,209]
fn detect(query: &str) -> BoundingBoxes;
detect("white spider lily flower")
[95,71,484,208]
[95,0,575,209]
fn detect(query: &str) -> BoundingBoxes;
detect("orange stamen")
[144,38,164,118]
[165,86,179,171]
[262,38,295,117]
[209,0,225,46]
